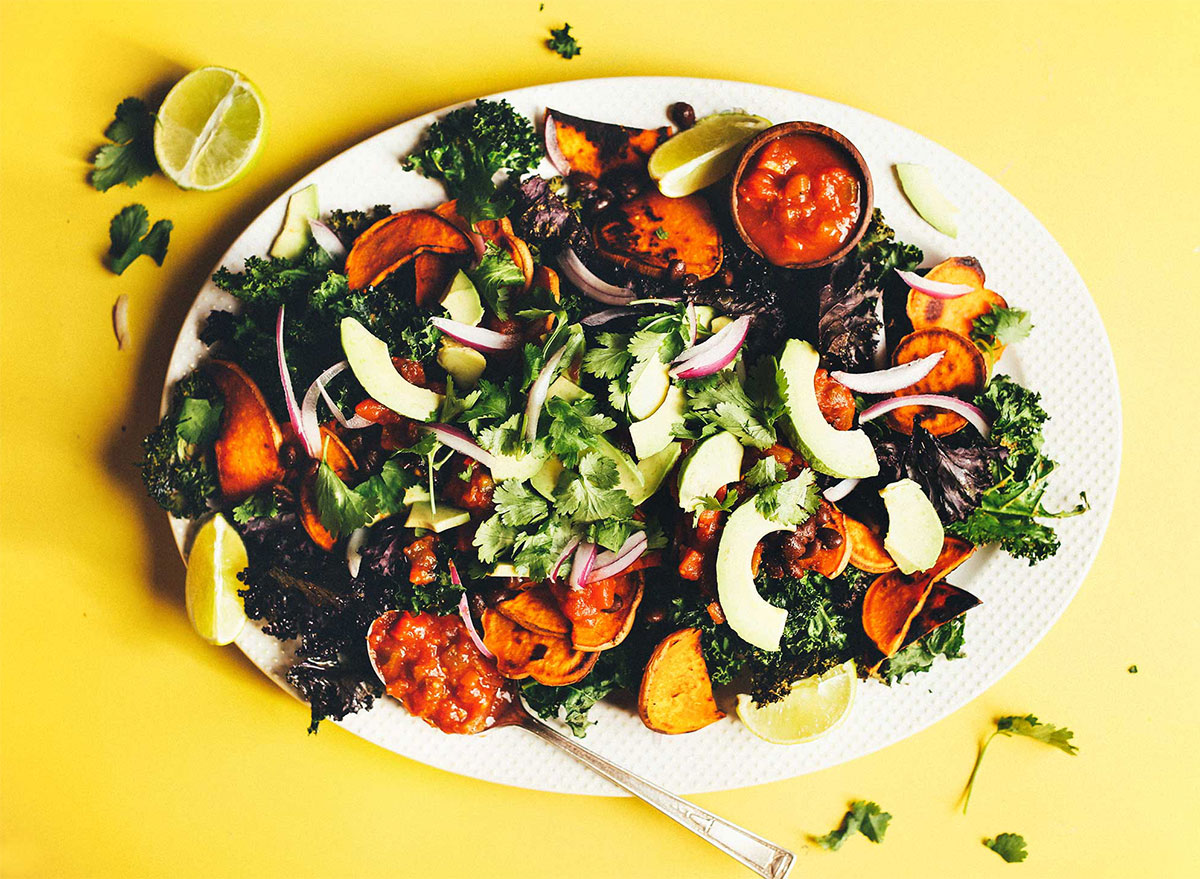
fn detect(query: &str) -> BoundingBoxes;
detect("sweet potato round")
[345,209,473,290]
[638,627,725,735]
[481,608,597,686]
[886,328,987,436]
[906,257,1008,361]
[494,584,570,637]
[843,513,896,574]
[593,190,722,280]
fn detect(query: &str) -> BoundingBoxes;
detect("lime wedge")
[735,661,857,744]
[185,513,249,645]
[154,67,267,191]
[649,113,771,198]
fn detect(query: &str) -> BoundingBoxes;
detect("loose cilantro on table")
[108,204,172,274]
[813,800,892,850]
[962,714,1078,812]
[547,23,582,60]
[91,97,157,191]
[984,833,1029,863]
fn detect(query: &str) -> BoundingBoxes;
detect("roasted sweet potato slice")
[568,570,645,652]
[432,200,514,245]
[298,428,358,551]
[901,580,981,647]
[593,190,722,280]
[413,251,463,308]
[638,627,725,734]
[862,571,934,658]
[205,360,285,502]
[345,209,473,290]
[844,513,896,574]
[906,257,1009,363]
[497,232,535,290]
[481,608,597,685]
[494,584,570,637]
[927,535,976,582]
[545,109,671,179]
[886,328,987,436]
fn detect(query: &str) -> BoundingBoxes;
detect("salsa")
[736,133,863,266]
[367,610,516,735]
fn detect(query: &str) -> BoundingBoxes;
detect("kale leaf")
[108,204,172,274]
[91,97,157,191]
[879,616,966,683]
[817,261,882,372]
[882,425,1008,524]
[855,209,922,284]
[140,371,222,518]
[325,204,392,243]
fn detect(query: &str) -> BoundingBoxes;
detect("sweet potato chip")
[843,513,897,574]
[413,251,463,308]
[497,232,534,290]
[345,209,472,290]
[494,584,570,637]
[205,360,285,502]
[927,535,976,582]
[432,200,514,245]
[546,109,671,179]
[638,627,725,735]
[886,328,987,436]
[593,191,722,280]
[298,428,358,551]
[566,570,645,652]
[862,571,934,658]
[906,257,1008,362]
[481,608,597,685]
[901,580,981,647]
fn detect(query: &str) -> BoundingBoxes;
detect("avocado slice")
[530,454,564,500]
[341,317,443,421]
[489,449,550,482]
[715,497,790,651]
[442,271,484,325]
[880,479,945,574]
[778,339,879,479]
[269,184,319,260]
[677,431,744,513]
[629,384,685,460]
[405,501,470,533]
[547,375,591,403]
[594,436,645,498]
[437,339,487,389]
[627,358,671,420]
[896,163,959,238]
[632,442,681,504]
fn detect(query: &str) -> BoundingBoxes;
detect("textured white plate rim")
[163,76,1121,796]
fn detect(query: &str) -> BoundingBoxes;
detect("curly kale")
[401,99,542,224]
[325,204,392,243]
[855,209,923,284]
[140,371,223,518]
[879,616,967,683]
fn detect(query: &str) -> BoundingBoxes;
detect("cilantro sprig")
[962,714,1078,812]
[91,97,157,191]
[813,800,892,850]
[547,23,582,60]
[108,204,172,275]
[984,832,1029,863]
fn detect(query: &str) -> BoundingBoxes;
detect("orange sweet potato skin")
[547,109,671,179]
[412,251,463,308]
[593,191,722,280]
[204,360,285,502]
[298,428,358,551]
[886,328,987,436]
[561,570,645,652]
[638,627,725,734]
[481,608,597,685]
[843,513,897,574]
[345,209,472,290]
[494,584,571,637]
[906,257,1009,355]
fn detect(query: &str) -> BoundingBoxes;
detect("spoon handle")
[518,715,795,879]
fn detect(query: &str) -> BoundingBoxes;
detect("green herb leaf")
[973,304,1033,349]
[682,370,777,449]
[742,456,781,489]
[108,204,172,274]
[582,332,633,380]
[879,616,966,683]
[555,452,635,522]
[962,714,1078,812]
[755,470,818,526]
[355,458,416,519]
[466,242,525,319]
[813,801,892,850]
[91,97,157,191]
[1128,664,1138,674]
[313,460,371,539]
[231,490,281,525]
[175,397,222,446]
[493,481,549,527]
[546,396,616,467]
[984,833,1028,863]
[547,23,582,59]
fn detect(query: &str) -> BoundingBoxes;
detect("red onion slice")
[307,218,347,260]
[457,585,494,660]
[430,316,519,353]
[587,532,648,583]
[316,378,372,430]
[112,294,130,350]
[831,351,945,395]
[822,478,861,503]
[557,248,635,305]
[895,270,973,299]
[276,304,317,457]
[581,307,640,327]
[550,537,581,584]
[424,423,504,470]
[543,112,571,175]
[860,393,991,437]
[670,315,750,379]
[300,360,352,454]
[568,541,597,590]
[524,346,566,442]
[346,527,369,578]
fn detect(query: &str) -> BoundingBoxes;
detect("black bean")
[279,443,299,468]
[665,259,686,283]
[589,196,613,215]
[681,272,699,289]
[644,607,666,624]
[363,449,382,472]
[611,172,642,201]
[669,102,696,130]
[721,268,735,287]
[817,527,844,550]
[568,171,598,193]
[347,434,365,454]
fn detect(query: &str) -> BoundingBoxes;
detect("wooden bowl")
[729,121,874,270]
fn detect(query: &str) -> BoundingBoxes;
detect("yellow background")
[1,1,1197,877]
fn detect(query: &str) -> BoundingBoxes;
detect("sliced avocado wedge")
[677,431,744,513]
[778,339,878,479]
[716,498,790,651]
[341,317,443,421]
[631,442,681,505]
[437,340,487,389]
[629,384,685,459]
[896,162,959,238]
[627,358,671,420]
[594,436,645,498]
[269,183,319,259]
[880,479,944,574]
[548,376,591,403]
[405,501,470,533]
[489,449,550,483]
[530,454,564,500]
[442,271,484,325]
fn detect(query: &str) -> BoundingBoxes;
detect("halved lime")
[185,513,249,645]
[649,113,771,198]
[735,660,857,744]
[154,67,267,191]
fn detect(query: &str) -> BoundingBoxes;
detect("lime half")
[154,67,267,191]
[735,660,857,744]
[185,513,249,645]
[649,112,771,198]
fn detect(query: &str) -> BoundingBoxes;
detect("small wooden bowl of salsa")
[729,121,873,269]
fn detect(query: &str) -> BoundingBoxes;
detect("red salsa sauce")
[367,610,515,735]
[736,133,863,266]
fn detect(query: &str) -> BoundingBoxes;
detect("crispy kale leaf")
[879,425,1008,524]
[140,371,222,518]
[91,97,157,191]
[108,204,172,274]
[401,99,542,223]
[547,23,582,59]
[817,261,882,372]
[522,647,643,737]
[984,833,1029,863]
[511,174,589,254]
[325,204,391,243]
[813,800,892,850]
[855,209,923,284]
[879,616,966,683]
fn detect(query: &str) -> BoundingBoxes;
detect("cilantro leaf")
[174,397,222,446]
[984,833,1028,863]
[754,470,818,526]
[582,332,633,380]
[546,396,615,467]
[493,481,549,527]
[355,458,416,520]
[813,801,892,850]
[962,714,1078,812]
[742,456,781,489]
[313,460,371,539]
[466,242,525,319]
[973,304,1033,352]
[108,204,172,274]
[547,23,582,59]
[681,370,777,449]
[231,490,281,525]
[555,452,635,522]
[473,514,517,564]
[694,489,738,514]
[91,97,157,191]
